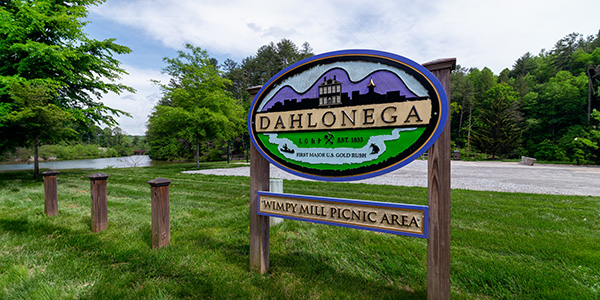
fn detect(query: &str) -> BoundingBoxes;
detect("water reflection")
[0,155,162,171]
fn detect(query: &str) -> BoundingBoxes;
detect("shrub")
[533,140,568,162]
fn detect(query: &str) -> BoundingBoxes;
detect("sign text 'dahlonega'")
[256,100,432,132]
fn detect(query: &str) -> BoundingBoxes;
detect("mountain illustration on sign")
[262,68,428,113]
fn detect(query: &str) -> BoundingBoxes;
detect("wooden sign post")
[247,86,270,273]
[148,177,172,249]
[424,58,456,300]
[88,173,109,232]
[42,170,59,217]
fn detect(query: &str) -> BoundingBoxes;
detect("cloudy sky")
[84,0,600,135]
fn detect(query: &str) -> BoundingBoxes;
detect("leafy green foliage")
[2,80,76,177]
[147,40,313,164]
[2,128,147,163]
[36,143,118,160]
[147,44,244,164]
[223,39,314,109]
[451,30,600,163]
[472,84,522,158]
[450,66,475,147]
[569,109,600,163]
[0,0,133,122]
[0,0,133,164]
[4,81,75,141]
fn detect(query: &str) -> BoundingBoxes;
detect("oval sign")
[248,49,448,181]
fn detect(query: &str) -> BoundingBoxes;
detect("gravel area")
[183,160,600,196]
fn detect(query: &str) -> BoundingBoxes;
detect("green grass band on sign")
[257,127,425,170]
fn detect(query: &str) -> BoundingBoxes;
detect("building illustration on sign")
[248,51,447,181]
[319,76,342,106]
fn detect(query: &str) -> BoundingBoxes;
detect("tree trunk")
[587,66,593,124]
[33,137,39,179]
[458,99,465,145]
[196,137,200,169]
[466,106,473,152]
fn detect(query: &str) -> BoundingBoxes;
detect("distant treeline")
[451,31,600,164]
[2,126,148,162]
[146,33,600,165]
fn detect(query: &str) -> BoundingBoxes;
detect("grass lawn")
[0,162,598,299]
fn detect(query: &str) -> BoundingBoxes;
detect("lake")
[0,155,164,172]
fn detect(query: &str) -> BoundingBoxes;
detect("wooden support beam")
[423,58,456,300]
[247,86,270,274]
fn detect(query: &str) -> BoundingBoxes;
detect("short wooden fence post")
[88,173,109,232]
[42,170,59,217]
[148,178,172,249]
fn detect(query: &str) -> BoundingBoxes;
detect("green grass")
[0,162,598,299]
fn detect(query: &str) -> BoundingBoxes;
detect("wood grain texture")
[90,179,108,232]
[43,173,58,217]
[248,86,270,274]
[151,185,171,248]
[425,58,455,300]
[249,132,271,273]
[88,173,109,233]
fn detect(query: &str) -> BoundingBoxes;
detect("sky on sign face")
[83,0,600,135]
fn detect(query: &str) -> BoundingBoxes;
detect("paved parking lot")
[184,160,600,196]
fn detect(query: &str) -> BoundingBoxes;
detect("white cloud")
[92,0,600,72]
[89,0,600,134]
[98,65,170,135]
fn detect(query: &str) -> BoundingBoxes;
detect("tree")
[551,32,584,72]
[450,66,475,148]
[222,58,248,103]
[463,67,496,150]
[4,80,75,178]
[147,44,243,167]
[472,84,522,159]
[223,39,314,108]
[586,64,600,122]
[0,0,134,176]
[539,71,588,139]
[582,109,600,161]
[510,52,538,78]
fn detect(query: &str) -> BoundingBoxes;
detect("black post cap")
[42,170,60,176]
[147,177,172,187]
[87,173,110,181]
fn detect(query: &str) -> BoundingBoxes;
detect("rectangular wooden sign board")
[257,191,428,238]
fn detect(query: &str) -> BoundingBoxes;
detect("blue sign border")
[257,191,428,239]
[248,49,448,181]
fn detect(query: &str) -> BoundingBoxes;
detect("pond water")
[0,155,163,171]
